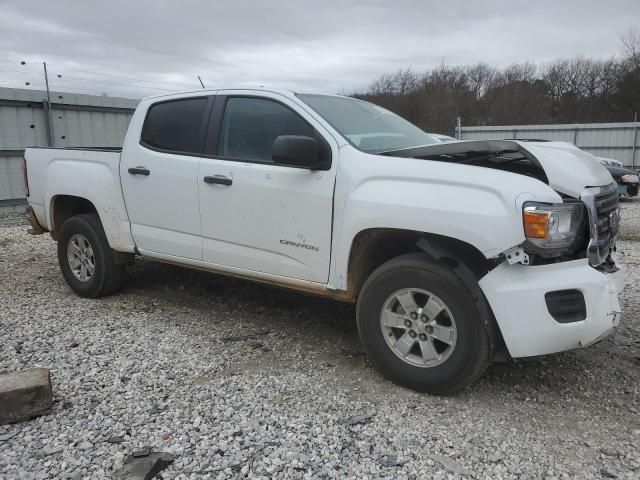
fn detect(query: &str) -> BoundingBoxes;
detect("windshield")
[297,94,438,153]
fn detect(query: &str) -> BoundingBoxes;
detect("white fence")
[457,122,640,169]
[0,87,138,212]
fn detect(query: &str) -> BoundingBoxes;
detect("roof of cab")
[142,87,347,102]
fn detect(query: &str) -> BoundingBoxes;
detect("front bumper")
[479,258,624,358]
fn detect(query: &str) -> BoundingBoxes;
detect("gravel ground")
[1,200,639,480]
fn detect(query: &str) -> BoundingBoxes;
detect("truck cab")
[24,88,625,394]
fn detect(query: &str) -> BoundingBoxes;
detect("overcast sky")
[1,0,638,99]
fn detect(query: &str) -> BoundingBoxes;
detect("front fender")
[328,151,561,291]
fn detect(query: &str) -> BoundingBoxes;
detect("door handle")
[128,167,150,176]
[204,175,232,186]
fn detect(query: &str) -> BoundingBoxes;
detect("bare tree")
[355,37,640,130]
[542,59,570,104]
[621,28,640,69]
[466,63,498,99]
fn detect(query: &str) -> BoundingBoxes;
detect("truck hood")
[381,140,613,198]
[517,141,613,196]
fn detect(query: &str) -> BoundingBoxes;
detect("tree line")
[353,30,640,135]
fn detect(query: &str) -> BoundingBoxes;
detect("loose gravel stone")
[614,334,634,346]
[1,201,640,479]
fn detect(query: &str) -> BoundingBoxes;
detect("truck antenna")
[197,75,205,89]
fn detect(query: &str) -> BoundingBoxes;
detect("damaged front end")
[505,182,621,269]
[384,140,625,357]
[383,139,621,269]
[483,180,623,357]
[477,172,625,358]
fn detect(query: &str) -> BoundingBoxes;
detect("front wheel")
[57,214,125,298]
[357,253,490,394]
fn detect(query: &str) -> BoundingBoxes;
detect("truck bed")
[24,146,128,248]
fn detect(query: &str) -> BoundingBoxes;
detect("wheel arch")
[49,195,98,240]
[344,228,494,302]
[346,227,506,362]
[46,193,135,253]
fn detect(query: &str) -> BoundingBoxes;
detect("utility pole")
[632,111,638,171]
[42,62,54,147]
[43,62,51,105]
[456,116,462,140]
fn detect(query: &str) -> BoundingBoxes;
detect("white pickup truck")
[24,89,624,394]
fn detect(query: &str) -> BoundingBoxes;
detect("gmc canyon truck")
[24,89,625,394]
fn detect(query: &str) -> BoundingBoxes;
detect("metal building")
[457,122,640,169]
[0,87,138,212]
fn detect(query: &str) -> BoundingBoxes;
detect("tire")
[57,214,126,298]
[356,252,490,395]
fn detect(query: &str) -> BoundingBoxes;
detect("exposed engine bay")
[381,139,549,184]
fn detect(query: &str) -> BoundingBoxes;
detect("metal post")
[42,100,53,147]
[632,112,638,170]
[456,116,461,140]
[43,62,54,147]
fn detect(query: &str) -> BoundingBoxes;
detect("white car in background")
[596,156,623,168]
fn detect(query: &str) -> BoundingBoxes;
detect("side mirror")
[272,135,326,169]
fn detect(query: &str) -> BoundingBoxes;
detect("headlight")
[523,202,586,257]
[621,174,639,184]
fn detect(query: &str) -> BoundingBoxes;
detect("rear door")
[197,92,338,282]
[120,96,212,260]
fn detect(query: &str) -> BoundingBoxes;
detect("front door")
[120,96,210,260]
[198,93,337,282]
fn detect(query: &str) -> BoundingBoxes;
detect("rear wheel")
[357,253,490,394]
[57,214,125,298]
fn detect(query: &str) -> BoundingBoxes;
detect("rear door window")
[141,98,208,154]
